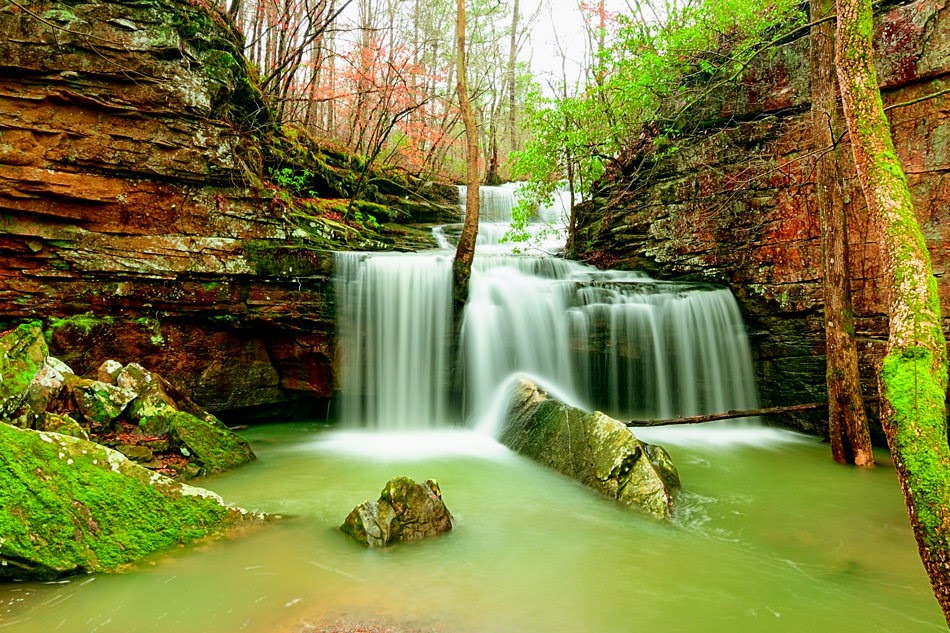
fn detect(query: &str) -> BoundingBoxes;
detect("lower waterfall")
[334,247,758,430]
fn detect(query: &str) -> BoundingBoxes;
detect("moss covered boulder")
[501,378,681,519]
[341,477,453,548]
[115,363,256,476]
[0,324,47,418]
[0,423,261,580]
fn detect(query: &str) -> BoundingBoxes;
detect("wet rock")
[341,477,453,548]
[0,422,262,581]
[96,359,124,385]
[0,325,254,479]
[501,378,680,519]
[74,380,136,428]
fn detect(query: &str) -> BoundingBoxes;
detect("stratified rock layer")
[341,477,454,548]
[0,0,335,415]
[573,0,949,434]
[501,378,680,519]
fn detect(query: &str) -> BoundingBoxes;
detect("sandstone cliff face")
[573,0,949,434]
[0,0,456,417]
[0,0,335,416]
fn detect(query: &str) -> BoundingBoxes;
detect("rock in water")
[0,423,262,580]
[501,378,680,519]
[341,477,453,548]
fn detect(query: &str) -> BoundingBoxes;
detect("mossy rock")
[341,477,453,548]
[142,408,255,476]
[0,323,47,418]
[39,413,89,440]
[501,378,680,519]
[0,423,261,580]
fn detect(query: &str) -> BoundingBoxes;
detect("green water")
[0,423,944,632]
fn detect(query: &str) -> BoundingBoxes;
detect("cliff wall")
[573,0,949,434]
[0,0,453,418]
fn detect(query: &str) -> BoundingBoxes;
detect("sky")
[523,0,632,89]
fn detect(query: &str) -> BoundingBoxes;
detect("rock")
[73,380,136,429]
[18,355,74,426]
[0,324,47,418]
[341,477,453,548]
[501,378,680,519]
[0,422,262,580]
[0,324,254,479]
[96,359,124,384]
[38,413,89,440]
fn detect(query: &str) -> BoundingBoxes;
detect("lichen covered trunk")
[453,0,480,306]
[809,0,874,467]
[835,0,950,621]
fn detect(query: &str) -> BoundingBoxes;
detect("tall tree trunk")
[810,0,874,467]
[453,0,479,306]
[835,0,950,622]
[506,0,520,153]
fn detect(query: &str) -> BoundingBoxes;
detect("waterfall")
[335,252,453,429]
[452,183,571,251]
[335,249,759,431]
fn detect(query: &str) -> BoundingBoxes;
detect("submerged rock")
[341,477,453,548]
[501,378,680,519]
[0,423,262,580]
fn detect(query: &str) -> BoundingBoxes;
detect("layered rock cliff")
[573,0,949,434]
[0,0,456,418]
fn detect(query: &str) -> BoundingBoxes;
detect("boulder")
[341,477,453,548]
[0,423,262,580]
[0,324,47,418]
[501,378,680,519]
[0,326,255,479]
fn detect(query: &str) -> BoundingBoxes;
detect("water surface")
[0,423,942,632]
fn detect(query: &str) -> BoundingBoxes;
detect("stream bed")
[0,423,943,632]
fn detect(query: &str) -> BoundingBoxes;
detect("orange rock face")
[0,0,332,417]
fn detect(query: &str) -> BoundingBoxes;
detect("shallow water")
[0,423,943,633]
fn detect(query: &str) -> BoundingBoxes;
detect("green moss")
[46,313,113,338]
[0,323,47,417]
[0,423,252,579]
[162,410,255,476]
[243,239,331,277]
[133,316,165,346]
[42,8,77,23]
[880,347,950,549]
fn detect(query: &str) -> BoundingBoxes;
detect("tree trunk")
[835,0,950,622]
[506,0,520,153]
[809,0,874,467]
[453,0,480,306]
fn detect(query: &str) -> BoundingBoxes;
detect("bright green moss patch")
[0,324,47,417]
[880,346,950,548]
[0,423,258,580]
[149,409,255,476]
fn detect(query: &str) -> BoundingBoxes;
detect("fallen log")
[624,402,829,427]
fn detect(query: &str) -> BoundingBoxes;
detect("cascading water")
[455,182,571,251]
[335,186,759,430]
[335,251,453,429]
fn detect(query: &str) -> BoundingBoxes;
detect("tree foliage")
[230,0,534,181]
[509,0,805,239]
